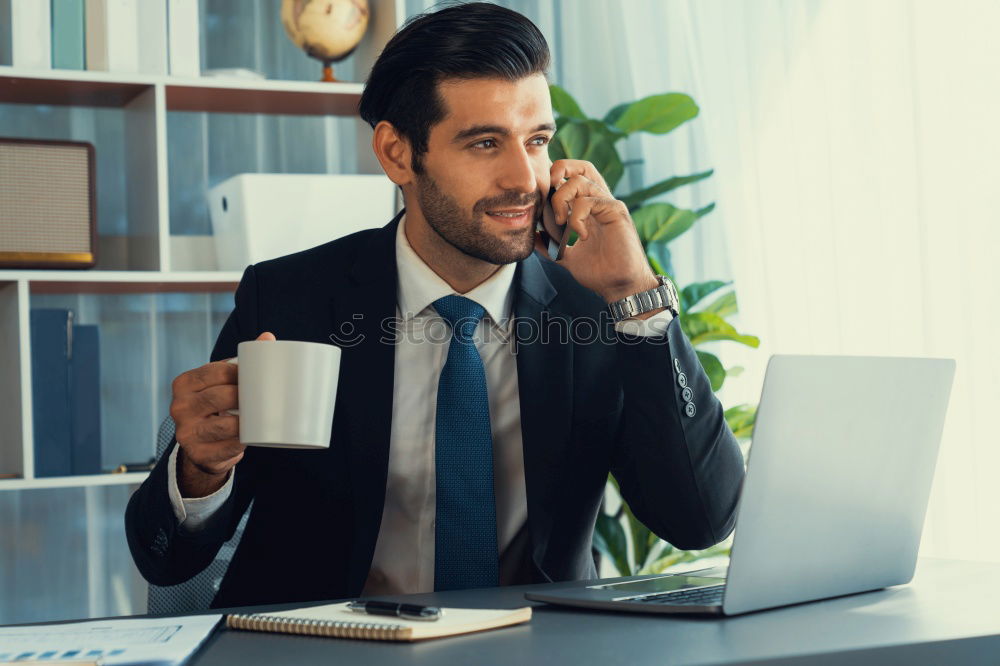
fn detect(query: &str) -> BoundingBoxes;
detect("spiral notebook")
[226,602,532,642]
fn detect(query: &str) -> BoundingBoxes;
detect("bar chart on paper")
[0,614,221,664]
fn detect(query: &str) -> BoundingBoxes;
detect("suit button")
[677,372,688,388]
[685,402,697,418]
[682,386,694,402]
[673,358,681,373]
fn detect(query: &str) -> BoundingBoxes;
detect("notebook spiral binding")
[227,613,408,641]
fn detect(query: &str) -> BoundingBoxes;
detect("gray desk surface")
[191,558,998,665]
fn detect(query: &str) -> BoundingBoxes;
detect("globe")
[281,0,370,82]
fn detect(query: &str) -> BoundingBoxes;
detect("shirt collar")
[395,212,516,329]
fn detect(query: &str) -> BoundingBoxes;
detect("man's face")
[412,73,555,265]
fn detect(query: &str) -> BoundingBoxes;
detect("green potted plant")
[549,84,759,575]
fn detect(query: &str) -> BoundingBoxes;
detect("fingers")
[194,414,239,444]
[169,331,275,473]
[174,413,245,480]
[562,196,630,242]
[173,383,239,421]
[550,159,611,192]
[550,174,611,228]
[172,360,238,395]
[175,331,275,391]
[175,413,239,446]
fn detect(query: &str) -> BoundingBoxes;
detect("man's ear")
[372,121,414,187]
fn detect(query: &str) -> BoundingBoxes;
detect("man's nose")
[496,144,538,194]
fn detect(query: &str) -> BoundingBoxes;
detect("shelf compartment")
[165,79,363,116]
[0,270,243,283]
[29,278,239,294]
[0,91,165,270]
[26,289,233,479]
[0,69,365,117]
[0,70,151,108]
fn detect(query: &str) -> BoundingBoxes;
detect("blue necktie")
[432,294,500,591]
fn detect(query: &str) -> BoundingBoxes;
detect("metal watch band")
[608,275,679,323]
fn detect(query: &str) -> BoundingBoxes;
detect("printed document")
[0,613,221,664]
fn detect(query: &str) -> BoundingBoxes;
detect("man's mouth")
[485,206,534,225]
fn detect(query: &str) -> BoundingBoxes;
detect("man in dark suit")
[125,2,744,608]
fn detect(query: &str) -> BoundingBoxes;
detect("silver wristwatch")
[607,275,680,322]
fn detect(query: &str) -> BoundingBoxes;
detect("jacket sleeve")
[609,315,745,551]
[124,265,262,586]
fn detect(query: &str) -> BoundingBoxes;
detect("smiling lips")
[486,206,534,226]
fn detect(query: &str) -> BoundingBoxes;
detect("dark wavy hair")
[358,2,550,173]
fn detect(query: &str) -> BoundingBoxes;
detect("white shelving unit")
[0,0,407,494]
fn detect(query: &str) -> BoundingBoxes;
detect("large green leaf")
[593,512,631,576]
[580,123,625,191]
[645,543,731,574]
[632,203,696,244]
[548,129,567,162]
[602,101,630,127]
[549,84,586,120]
[551,120,588,161]
[696,350,726,391]
[645,243,673,279]
[613,93,699,135]
[637,542,673,575]
[679,280,731,312]
[702,291,738,318]
[646,252,667,276]
[624,503,657,573]
[550,120,625,191]
[693,202,716,220]
[621,169,714,210]
[682,312,760,348]
[725,404,758,440]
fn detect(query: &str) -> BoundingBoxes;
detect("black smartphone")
[537,186,570,261]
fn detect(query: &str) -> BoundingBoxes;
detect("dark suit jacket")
[125,211,745,608]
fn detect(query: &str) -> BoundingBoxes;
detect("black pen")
[347,600,442,621]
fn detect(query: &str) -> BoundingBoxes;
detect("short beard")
[415,170,538,265]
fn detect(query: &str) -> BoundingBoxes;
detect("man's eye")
[471,136,551,150]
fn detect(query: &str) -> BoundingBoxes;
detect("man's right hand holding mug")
[169,331,276,497]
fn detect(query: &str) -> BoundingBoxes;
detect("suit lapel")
[513,252,574,581]
[331,212,402,594]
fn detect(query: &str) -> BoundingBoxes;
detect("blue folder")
[71,324,102,475]
[29,309,73,477]
[30,310,103,477]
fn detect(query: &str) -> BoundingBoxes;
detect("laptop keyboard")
[634,584,725,606]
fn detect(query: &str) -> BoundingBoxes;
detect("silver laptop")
[526,355,955,616]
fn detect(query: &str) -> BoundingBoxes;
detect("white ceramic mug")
[228,340,341,449]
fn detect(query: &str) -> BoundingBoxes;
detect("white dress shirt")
[167,213,673,595]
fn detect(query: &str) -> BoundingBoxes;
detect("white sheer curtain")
[664,0,1000,561]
